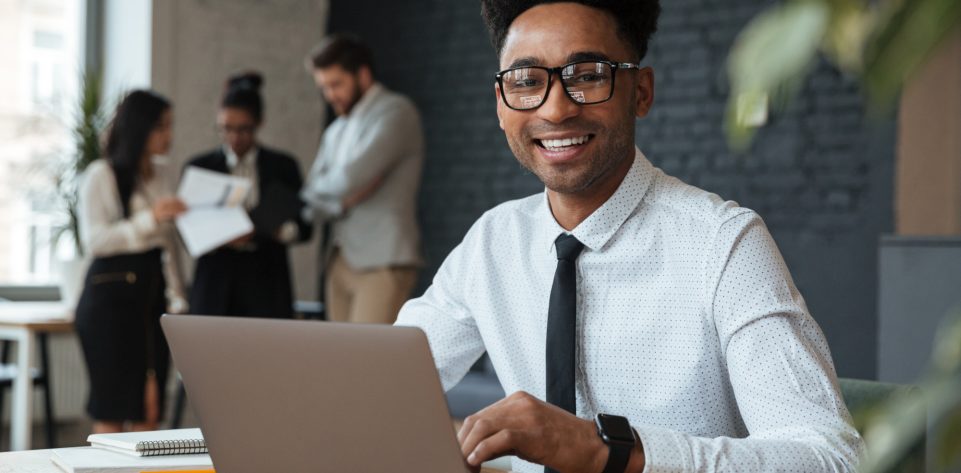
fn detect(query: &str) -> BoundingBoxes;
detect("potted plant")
[54,70,105,308]
[727,1,961,470]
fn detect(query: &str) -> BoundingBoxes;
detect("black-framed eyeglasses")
[217,124,256,136]
[495,60,641,111]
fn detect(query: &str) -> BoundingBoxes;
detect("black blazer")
[185,146,312,318]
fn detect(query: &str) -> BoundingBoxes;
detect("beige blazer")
[301,83,424,270]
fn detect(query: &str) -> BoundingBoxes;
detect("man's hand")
[457,391,608,472]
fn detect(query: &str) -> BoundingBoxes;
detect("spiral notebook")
[87,428,208,457]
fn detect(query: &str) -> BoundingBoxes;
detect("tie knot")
[554,234,585,261]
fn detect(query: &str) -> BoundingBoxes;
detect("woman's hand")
[152,197,187,222]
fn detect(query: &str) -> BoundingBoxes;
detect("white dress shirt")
[395,148,863,473]
[224,144,260,210]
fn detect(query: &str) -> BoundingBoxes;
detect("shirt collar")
[223,144,258,171]
[538,147,655,254]
[346,82,383,120]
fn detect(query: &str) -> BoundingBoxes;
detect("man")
[395,2,863,472]
[302,34,424,324]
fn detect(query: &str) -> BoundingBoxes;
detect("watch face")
[597,414,634,443]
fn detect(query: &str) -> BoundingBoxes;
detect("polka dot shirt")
[396,148,863,472]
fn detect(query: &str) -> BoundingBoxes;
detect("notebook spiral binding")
[136,439,208,456]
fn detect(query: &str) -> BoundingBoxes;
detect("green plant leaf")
[725,0,830,149]
[863,0,961,109]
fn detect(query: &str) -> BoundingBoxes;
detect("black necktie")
[545,234,584,473]
[546,234,585,412]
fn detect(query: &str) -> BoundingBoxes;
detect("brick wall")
[329,0,894,378]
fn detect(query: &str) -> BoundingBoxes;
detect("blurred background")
[0,0,958,460]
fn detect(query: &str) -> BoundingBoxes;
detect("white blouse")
[78,157,187,311]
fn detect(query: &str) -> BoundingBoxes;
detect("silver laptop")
[161,314,470,473]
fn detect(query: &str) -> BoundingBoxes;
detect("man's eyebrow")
[507,56,541,69]
[505,51,612,69]
[567,51,611,63]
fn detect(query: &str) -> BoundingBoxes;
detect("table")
[0,302,73,451]
[0,449,513,472]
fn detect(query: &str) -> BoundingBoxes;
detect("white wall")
[102,0,152,104]
[151,0,329,302]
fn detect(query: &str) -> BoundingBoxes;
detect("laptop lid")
[161,315,470,473]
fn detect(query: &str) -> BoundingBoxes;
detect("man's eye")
[571,73,607,83]
[512,78,542,88]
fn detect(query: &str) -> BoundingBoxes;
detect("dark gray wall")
[328,0,895,379]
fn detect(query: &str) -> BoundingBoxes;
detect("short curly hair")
[480,0,660,61]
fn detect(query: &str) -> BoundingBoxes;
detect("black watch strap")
[596,414,635,473]
[601,440,631,473]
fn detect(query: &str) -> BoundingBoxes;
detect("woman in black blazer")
[186,72,311,318]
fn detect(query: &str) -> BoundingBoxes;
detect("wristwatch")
[595,413,636,473]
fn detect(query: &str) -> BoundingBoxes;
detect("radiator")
[1,332,88,424]
[46,332,89,420]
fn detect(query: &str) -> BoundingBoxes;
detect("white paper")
[176,166,254,257]
[51,447,212,473]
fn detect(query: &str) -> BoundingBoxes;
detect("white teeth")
[541,135,589,150]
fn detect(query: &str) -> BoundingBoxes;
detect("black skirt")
[189,241,294,318]
[74,248,170,422]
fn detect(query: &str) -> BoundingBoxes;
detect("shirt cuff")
[633,425,690,473]
[321,199,343,218]
[277,221,299,243]
[166,294,189,314]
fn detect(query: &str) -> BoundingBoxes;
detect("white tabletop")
[0,449,514,472]
[0,450,60,473]
[0,301,73,325]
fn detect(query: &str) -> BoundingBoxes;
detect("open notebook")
[51,447,212,473]
[87,428,207,457]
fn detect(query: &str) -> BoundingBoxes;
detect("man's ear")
[634,67,655,118]
[494,83,505,130]
[358,65,374,89]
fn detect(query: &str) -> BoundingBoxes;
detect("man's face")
[217,107,258,157]
[313,65,365,116]
[495,3,654,196]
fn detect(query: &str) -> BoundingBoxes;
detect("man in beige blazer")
[301,34,424,324]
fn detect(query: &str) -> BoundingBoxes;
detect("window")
[0,0,84,286]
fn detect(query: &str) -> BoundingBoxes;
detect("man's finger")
[458,395,511,444]
[460,417,499,459]
[468,429,520,467]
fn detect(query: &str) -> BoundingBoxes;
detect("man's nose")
[535,77,581,123]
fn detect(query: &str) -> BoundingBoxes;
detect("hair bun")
[226,71,264,92]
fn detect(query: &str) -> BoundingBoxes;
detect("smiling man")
[396,2,863,472]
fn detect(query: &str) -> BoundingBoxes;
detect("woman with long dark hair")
[186,72,311,318]
[75,90,187,434]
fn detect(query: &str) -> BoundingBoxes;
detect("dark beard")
[340,83,366,115]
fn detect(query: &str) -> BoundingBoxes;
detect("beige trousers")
[324,251,418,324]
